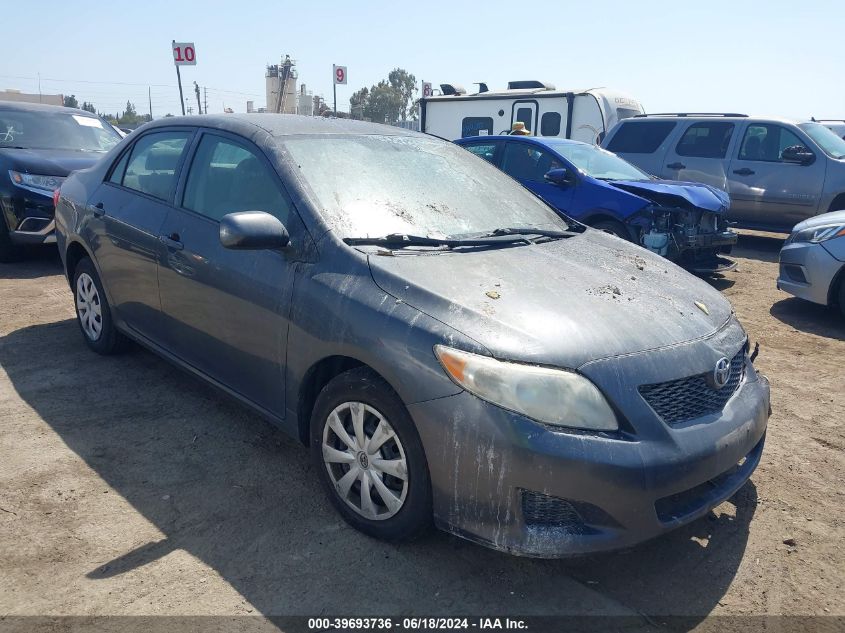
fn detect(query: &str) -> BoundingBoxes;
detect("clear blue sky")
[2,0,842,120]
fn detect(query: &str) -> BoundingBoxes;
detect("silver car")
[602,114,845,233]
[778,209,845,316]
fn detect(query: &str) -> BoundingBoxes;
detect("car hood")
[368,230,733,369]
[792,209,845,231]
[607,179,730,213]
[0,148,105,176]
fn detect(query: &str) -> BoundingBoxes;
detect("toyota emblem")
[711,357,731,389]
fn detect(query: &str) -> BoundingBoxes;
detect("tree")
[349,87,369,120]
[117,101,144,126]
[348,68,418,124]
[364,80,404,125]
[63,95,79,109]
[388,68,417,121]
[80,101,96,113]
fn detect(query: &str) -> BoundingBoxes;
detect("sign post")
[172,41,197,116]
[333,64,347,116]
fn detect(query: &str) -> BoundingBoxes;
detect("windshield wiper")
[343,233,532,248]
[484,226,580,239]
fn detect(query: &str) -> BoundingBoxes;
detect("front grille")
[638,348,746,426]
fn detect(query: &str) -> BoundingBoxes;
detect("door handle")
[733,168,755,176]
[92,202,105,218]
[159,233,184,250]
[666,162,686,170]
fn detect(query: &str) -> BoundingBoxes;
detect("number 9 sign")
[333,65,347,85]
[172,42,197,66]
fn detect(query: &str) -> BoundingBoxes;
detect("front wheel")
[838,275,845,320]
[310,367,432,542]
[73,257,129,354]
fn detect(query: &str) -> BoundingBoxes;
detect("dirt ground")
[0,233,842,629]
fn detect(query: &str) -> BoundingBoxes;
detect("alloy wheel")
[322,401,408,521]
[75,272,103,341]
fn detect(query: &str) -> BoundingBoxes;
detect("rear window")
[606,121,676,154]
[675,122,735,158]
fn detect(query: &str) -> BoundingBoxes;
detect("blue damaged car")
[456,136,738,273]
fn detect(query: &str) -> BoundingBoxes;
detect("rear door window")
[462,142,499,164]
[606,121,676,153]
[675,122,735,158]
[121,131,191,200]
[182,134,290,223]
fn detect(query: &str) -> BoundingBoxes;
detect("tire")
[72,257,129,355]
[310,367,432,542]
[838,276,845,320]
[0,220,23,263]
[590,219,631,241]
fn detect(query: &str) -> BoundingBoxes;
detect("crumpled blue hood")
[608,179,730,213]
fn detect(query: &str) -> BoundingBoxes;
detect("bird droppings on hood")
[485,290,501,300]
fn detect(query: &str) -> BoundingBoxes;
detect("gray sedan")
[55,115,769,557]
[778,209,845,317]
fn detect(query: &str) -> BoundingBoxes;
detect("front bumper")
[408,324,769,557]
[777,240,842,306]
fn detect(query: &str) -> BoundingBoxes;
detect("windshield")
[0,109,121,152]
[550,142,651,181]
[284,135,569,239]
[799,122,845,159]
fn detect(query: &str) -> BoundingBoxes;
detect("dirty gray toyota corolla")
[56,116,770,557]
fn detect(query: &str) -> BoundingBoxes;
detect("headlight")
[434,345,618,431]
[791,223,845,243]
[9,170,66,193]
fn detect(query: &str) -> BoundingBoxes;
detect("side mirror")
[781,145,816,165]
[219,211,290,250]
[544,168,571,187]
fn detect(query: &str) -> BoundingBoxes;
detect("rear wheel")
[310,367,432,542]
[0,221,23,263]
[590,219,630,241]
[73,257,129,354]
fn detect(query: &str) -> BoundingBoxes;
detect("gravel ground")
[0,233,842,629]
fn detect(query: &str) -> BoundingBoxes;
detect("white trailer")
[420,80,643,144]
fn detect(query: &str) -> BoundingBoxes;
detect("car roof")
[140,113,424,138]
[0,100,100,117]
[622,114,805,126]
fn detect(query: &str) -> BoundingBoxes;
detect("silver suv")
[602,114,845,233]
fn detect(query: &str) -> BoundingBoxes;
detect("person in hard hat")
[509,122,531,135]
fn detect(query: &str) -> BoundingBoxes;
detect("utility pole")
[173,40,186,116]
[148,86,153,120]
[194,81,202,115]
[203,87,208,115]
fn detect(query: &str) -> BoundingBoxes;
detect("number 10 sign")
[172,42,197,66]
